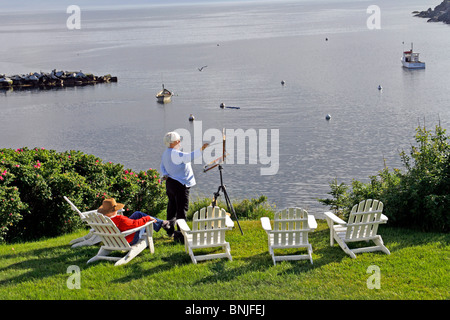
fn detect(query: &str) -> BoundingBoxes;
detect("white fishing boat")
[156,84,173,103]
[401,43,425,69]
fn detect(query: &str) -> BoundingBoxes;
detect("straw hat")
[97,198,124,215]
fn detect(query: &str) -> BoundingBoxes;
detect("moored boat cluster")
[0,70,117,89]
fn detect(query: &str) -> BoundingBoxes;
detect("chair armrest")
[324,211,347,225]
[121,220,153,236]
[308,215,318,230]
[380,214,388,223]
[260,217,272,232]
[176,219,191,233]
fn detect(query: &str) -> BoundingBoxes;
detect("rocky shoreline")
[413,0,450,24]
[0,70,117,90]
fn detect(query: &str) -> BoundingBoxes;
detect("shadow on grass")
[2,223,448,288]
[111,252,189,284]
[0,244,99,286]
[110,225,408,284]
[381,226,450,250]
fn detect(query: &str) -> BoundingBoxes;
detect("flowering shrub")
[0,186,27,242]
[318,124,449,232]
[0,148,167,242]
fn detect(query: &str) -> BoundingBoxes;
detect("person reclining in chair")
[98,198,171,245]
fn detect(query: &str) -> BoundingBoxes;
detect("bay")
[1,0,449,215]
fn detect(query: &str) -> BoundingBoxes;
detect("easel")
[203,129,244,235]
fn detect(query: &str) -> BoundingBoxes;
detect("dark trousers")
[166,177,190,224]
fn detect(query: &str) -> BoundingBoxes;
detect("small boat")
[401,43,425,69]
[156,84,173,103]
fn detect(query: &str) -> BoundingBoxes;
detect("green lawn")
[0,220,448,300]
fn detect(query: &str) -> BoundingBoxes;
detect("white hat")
[163,131,181,147]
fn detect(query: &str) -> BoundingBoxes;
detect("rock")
[0,70,118,90]
[413,0,450,24]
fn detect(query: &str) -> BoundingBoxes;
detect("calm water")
[1,0,449,215]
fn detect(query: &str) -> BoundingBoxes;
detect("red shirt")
[111,214,151,243]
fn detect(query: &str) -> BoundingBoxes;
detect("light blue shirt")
[160,148,202,187]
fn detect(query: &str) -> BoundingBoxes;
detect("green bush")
[0,186,27,242]
[384,124,449,231]
[0,147,167,242]
[232,195,276,220]
[317,178,349,215]
[318,124,449,232]
[187,195,276,220]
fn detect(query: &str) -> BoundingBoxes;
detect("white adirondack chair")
[324,199,390,259]
[261,207,317,265]
[64,196,124,248]
[176,206,232,264]
[84,211,154,266]
[64,196,101,248]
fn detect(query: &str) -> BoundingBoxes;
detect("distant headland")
[0,70,117,90]
[412,0,450,24]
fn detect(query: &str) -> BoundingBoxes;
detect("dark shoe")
[162,220,171,231]
[165,220,175,236]
[173,231,185,244]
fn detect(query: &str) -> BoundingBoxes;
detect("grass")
[0,220,449,300]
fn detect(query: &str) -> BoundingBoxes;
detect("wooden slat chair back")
[176,206,232,264]
[345,199,383,241]
[273,208,310,247]
[84,211,154,266]
[87,213,129,250]
[64,196,101,248]
[261,208,317,265]
[324,199,390,259]
[192,206,227,246]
